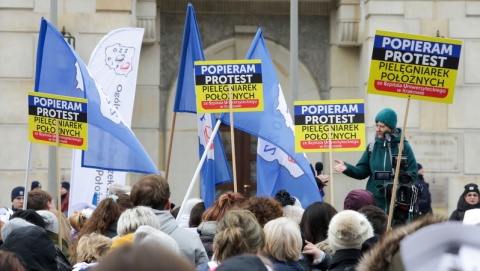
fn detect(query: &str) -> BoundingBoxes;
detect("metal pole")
[290,0,298,110]
[49,0,58,194]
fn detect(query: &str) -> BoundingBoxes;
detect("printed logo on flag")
[105,43,136,77]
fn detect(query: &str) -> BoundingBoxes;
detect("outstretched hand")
[333,159,347,173]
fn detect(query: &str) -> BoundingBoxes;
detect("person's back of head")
[69,211,88,233]
[79,197,123,237]
[76,233,112,263]
[202,192,246,222]
[0,250,26,271]
[263,217,303,262]
[328,210,374,253]
[189,202,206,227]
[344,189,376,211]
[133,225,180,255]
[95,243,195,271]
[358,205,388,235]
[117,206,160,236]
[241,196,283,227]
[300,201,338,244]
[130,174,170,210]
[27,190,53,210]
[214,209,265,262]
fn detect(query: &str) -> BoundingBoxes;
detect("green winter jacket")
[342,128,418,211]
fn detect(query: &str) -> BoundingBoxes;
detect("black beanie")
[462,183,480,197]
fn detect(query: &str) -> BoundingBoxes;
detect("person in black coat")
[450,183,480,221]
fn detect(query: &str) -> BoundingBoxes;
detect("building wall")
[1,0,479,218]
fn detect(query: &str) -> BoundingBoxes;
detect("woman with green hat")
[333,108,418,213]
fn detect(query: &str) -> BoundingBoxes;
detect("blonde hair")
[213,209,264,262]
[117,206,160,236]
[263,217,302,262]
[76,233,112,263]
[68,212,88,232]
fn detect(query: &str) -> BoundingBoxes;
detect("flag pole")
[386,96,411,231]
[23,142,33,210]
[228,85,238,193]
[328,125,334,206]
[55,121,63,251]
[176,118,223,221]
[165,112,177,179]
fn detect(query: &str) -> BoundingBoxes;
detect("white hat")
[328,210,374,252]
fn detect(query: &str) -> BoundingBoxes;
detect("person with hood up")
[334,108,418,212]
[450,183,480,221]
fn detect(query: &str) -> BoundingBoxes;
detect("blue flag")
[35,18,158,174]
[219,28,322,207]
[174,4,232,208]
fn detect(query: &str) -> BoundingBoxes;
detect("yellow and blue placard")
[28,92,88,149]
[368,30,462,104]
[294,99,365,153]
[194,60,264,113]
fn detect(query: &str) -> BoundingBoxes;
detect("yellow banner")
[28,92,88,150]
[367,30,462,104]
[294,99,365,153]
[194,59,264,113]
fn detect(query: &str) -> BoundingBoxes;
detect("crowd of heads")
[0,174,479,271]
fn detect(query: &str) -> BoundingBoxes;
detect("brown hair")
[202,192,246,222]
[130,174,170,210]
[213,209,264,262]
[0,251,26,271]
[26,190,53,210]
[189,202,206,228]
[241,196,283,227]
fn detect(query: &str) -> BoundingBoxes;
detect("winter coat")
[197,221,217,259]
[328,249,362,271]
[2,225,58,271]
[266,256,305,271]
[449,194,480,221]
[343,128,418,211]
[356,215,446,271]
[153,209,209,266]
[416,174,432,215]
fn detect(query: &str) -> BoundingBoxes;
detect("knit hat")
[328,210,374,252]
[36,210,59,234]
[10,209,46,229]
[462,183,480,197]
[110,233,134,250]
[375,108,397,130]
[417,163,423,170]
[216,255,268,271]
[31,181,42,190]
[11,186,25,201]
[344,189,376,211]
[133,225,180,255]
[61,181,70,191]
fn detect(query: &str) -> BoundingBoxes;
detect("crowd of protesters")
[0,174,478,271]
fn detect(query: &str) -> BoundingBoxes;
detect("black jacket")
[328,249,362,271]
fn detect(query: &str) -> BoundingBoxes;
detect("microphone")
[315,162,323,175]
[384,131,392,143]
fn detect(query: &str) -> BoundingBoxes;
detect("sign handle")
[228,85,238,193]
[165,112,177,180]
[55,120,63,251]
[328,124,334,206]
[386,96,411,231]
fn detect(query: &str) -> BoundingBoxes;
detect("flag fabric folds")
[35,18,158,174]
[174,4,232,208]
[219,28,322,207]
[69,28,146,215]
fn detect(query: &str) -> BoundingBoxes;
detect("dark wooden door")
[215,124,257,199]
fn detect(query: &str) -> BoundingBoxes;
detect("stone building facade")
[1,0,479,216]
